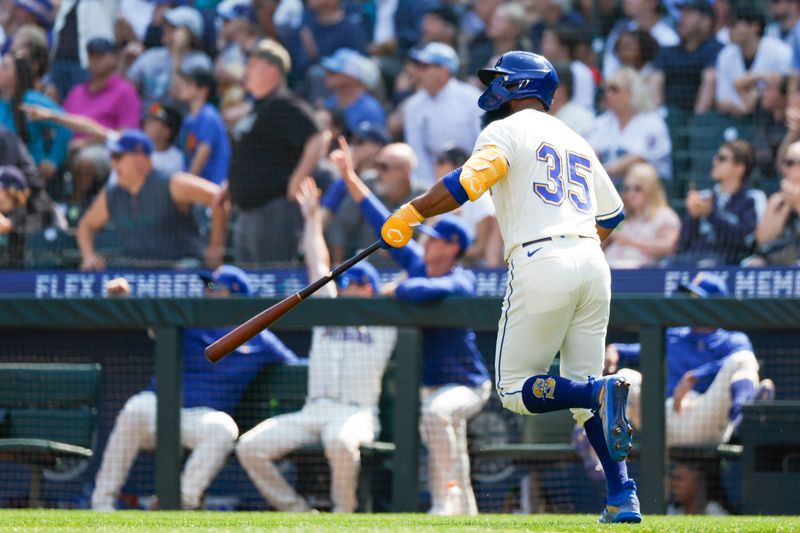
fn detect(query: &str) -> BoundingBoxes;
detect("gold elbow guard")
[458,145,509,201]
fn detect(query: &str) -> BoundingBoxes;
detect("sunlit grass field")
[2,510,799,532]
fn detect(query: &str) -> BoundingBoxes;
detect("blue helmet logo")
[477,51,560,111]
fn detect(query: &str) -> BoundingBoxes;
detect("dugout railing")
[1,296,799,514]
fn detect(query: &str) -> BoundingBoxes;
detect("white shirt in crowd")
[715,36,791,111]
[473,109,623,259]
[556,101,596,138]
[588,111,673,181]
[119,0,154,41]
[152,146,185,177]
[403,78,483,185]
[571,60,596,111]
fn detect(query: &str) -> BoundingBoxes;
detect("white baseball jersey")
[474,109,623,260]
[307,326,397,410]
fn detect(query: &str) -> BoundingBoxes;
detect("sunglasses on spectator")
[782,158,800,167]
[623,184,643,193]
[110,152,124,161]
[377,161,400,172]
[713,153,731,163]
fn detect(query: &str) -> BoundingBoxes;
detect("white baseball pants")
[235,399,378,513]
[420,380,492,515]
[91,391,239,510]
[495,238,611,425]
[618,350,760,446]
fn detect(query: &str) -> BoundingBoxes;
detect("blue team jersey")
[616,327,753,397]
[180,103,231,184]
[359,194,491,388]
[148,327,298,414]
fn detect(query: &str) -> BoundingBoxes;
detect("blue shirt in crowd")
[615,327,753,398]
[180,103,231,184]
[0,90,71,167]
[148,327,298,414]
[358,193,491,388]
[653,37,723,111]
[324,92,385,132]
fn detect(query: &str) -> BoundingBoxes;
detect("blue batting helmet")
[477,51,560,111]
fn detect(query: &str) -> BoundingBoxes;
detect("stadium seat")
[0,363,101,508]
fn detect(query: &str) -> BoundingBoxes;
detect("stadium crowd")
[0,0,799,270]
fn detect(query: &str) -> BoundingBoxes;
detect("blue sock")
[729,379,756,421]
[584,415,628,495]
[520,375,594,414]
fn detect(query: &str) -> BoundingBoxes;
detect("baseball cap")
[0,166,28,190]
[145,102,183,136]
[418,216,473,253]
[337,260,380,292]
[13,0,53,28]
[677,0,715,18]
[409,42,459,74]
[321,48,380,89]
[352,121,390,145]
[164,6,204,39]
[178,66,216,93]
[106,129,154,157]
[250,38,292,76]
[679,273,729,298]
[217,0,256,22]
[198,265,252,295]
[86,36,116,55]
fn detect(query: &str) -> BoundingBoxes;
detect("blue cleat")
[591,375,634,462]
[599,480,642,523]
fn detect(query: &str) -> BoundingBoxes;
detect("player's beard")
[481,102,512,129]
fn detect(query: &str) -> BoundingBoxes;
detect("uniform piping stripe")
[496,258,515,395]
[596,203,624,220]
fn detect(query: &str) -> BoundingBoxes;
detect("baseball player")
[91,266,298,511]
[235,178,397,513]
[330,146,491,516]
[377,52,640,523]
[607,273,775,446]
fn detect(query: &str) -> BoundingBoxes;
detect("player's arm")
[382,145,509,248]
[296,177,336,298]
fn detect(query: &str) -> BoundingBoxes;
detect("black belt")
[522,235,594,248]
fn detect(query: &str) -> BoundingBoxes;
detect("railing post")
[154,326,182,510]
[391,328,422,511]
[639,326,666,514]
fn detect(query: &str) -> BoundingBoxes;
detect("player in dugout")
[235,177,397,514]
[330,140,491,516]
[91,266,298,511]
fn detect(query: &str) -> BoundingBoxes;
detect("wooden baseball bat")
[205,240,383,363]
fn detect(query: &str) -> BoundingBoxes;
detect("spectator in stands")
[175,67,230,185]
[403,43,482,185]
[144,101,185,178]
[527,0,587,53]
[142,0,187,50]
[615,28,660,82]
[466,0,503,78]
[321,48,384,132]
[92,266,298,511]
[485,3,532,68]
[8,24,57,101]
[603,0,679,79]
[0,164,31,268]
[332,137,491,516]
[0,53,71,181]
[752,74,789,178]
[433,146,503,267]
[675,140,766,266]
[753,140,800,264]
[604,162,680,268]
[127,6,212,108]
[237,177,396,513]
[223,38,323,264]
[588,67,672,181]
[650,0,721,114]
[550,63,596,137]
[716,4,791,116]
[1,0,53,56]
[766,0,800,43]
[0,123,38,187]
[326,141,426,264]
[50,0,118,100]
[393,0,440,55]
[605,273,775,446]
[541,25,596,111]
[421,7,459,49]
[214,0,258,115]
[76,129,227,270]
[668,461,730,515]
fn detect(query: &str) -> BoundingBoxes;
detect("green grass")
[1,511,799,533]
